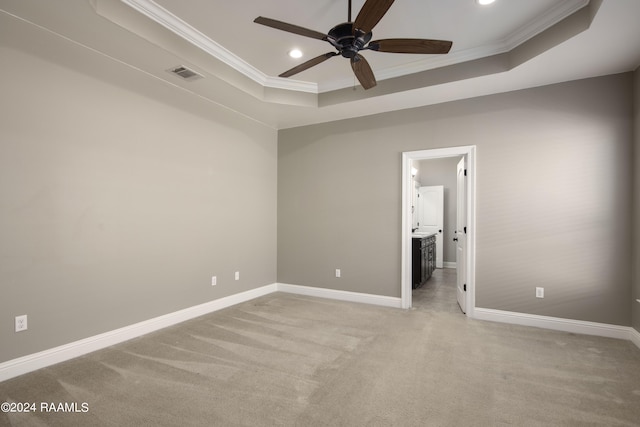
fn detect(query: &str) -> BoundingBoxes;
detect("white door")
[455,158,467,313]
[417,185,443,268]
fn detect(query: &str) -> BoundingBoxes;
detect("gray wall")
[634,67,640,333]
[2,45,636,367]
[278,73,633,326]
[416,157,460,264]
[0,47,277,363]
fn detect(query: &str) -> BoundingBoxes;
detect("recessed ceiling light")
[477,0,495,5]
[288,49,303,59]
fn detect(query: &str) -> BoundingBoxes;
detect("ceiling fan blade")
[350,54,377,90]
[279,52,338,78]
[353,0,395,35]
[368,38,453,54]
[254,16,328,41]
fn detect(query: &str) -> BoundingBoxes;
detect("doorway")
[401,146,476,316]
[416,185,444,269]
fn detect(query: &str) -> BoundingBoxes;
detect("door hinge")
[464,226,467,234]
[464,169,467,176]
[463,284,467,291]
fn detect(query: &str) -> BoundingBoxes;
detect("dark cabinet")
[412,234,436,288]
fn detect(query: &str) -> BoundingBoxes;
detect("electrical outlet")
[536,287,544,298]
[15,315,28,332]
[211,276,217,286]
[234,271,239,281]
[335,269,341,278]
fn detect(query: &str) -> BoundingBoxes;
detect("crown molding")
[263,76,318,93]
[122,0,587,95]
[120,0,318,93]
[504,0,589,49]
[319,0,589,92]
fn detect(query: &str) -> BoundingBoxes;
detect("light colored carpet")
[1,269,639,426]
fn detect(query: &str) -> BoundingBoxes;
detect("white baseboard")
[630,327,640,350]
[0,284,277,383]
[0,283,399,383]
[474,307,636,343]
[2,285,637,383]
[442,262,457,269]
[276,283,403,308]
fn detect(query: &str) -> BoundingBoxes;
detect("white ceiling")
[2,0,640,129]
[149,0,585,92]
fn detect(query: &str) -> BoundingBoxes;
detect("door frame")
[401,146,476,316]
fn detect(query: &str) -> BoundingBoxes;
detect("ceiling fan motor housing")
[328,23,372,58]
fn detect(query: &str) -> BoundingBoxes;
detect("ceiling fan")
[254,0,453,90]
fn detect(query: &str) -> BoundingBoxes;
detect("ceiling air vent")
[167,65,203,82]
